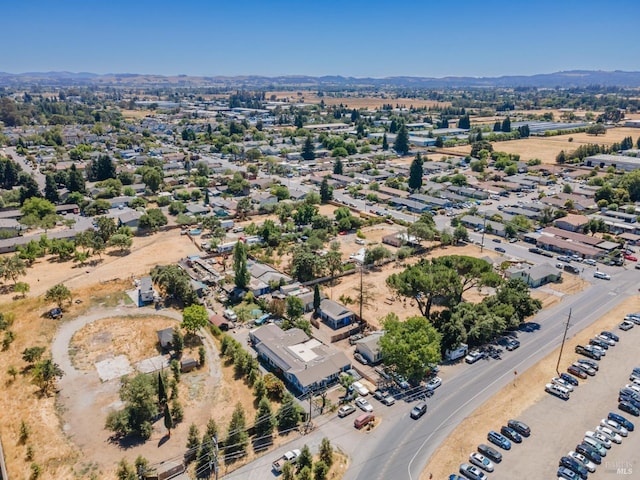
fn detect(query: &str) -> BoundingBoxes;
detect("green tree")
[182,304,209,335]
[44,283,72,309]
[1,254,27,285]
[382,133,389,151]
[453,224,469,243]
[14,281,30,298]
[433,255,502,303]
[313,461,329,480]
[163,404,174,437]
[286,295,304,321]
[141,168,162,193]
[88,154,116,181]
[319,178,333,203]
[333,158,343,175]
[297,445,313,473]
[302,137,315,161]
[44,174,59,204]
[394,123,409,155]
[158,371,168,406]
[138,208,168,231]
[116,459,137,480]
[254,396,275,438]
[108,233,133,253]
[185,424,200,463]
[408,153,423,191]
[277,392,302,432]
[105,373,159,440]
[225,402,249,461]
[22,346,46,363]
[501,117,511,133]
[319,437,333,467]
[32,358,64,396]
[233,241,250,289]
[313,284,321,315]
[379,314,442,384]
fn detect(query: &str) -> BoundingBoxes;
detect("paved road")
[4,146,47,191]
[224,266,637,480]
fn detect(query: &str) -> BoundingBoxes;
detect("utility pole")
[208,434,219,480]
[555,309,572,376]
[480,213,487,252]
[359,263,364,321]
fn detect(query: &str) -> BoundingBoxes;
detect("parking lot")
[490,309,640,479]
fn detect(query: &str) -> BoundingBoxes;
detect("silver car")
[469,452,494,472]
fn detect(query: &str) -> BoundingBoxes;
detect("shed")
[209,314,231,331]
[180,358,198,373]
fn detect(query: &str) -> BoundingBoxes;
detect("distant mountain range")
[2,70,640,88]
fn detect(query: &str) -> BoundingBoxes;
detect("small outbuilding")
[157,327,174,351]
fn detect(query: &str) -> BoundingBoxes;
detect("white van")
[351,381,369,396]
[223,309,238,322]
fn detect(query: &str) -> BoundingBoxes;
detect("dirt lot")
[443,126,640,164]
[420,295,640,480]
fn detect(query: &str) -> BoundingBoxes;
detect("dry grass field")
[443,126,640,163]
[266,91,450,110]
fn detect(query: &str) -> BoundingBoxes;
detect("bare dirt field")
[443,126,640,164]
[420,294,640,480]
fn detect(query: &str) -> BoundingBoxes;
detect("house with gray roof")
[249,324,350,395]
[319,299,355,329]
[506,263,561,288]
[355,332,384,364]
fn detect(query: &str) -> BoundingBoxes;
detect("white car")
[465,350,484,364]
[585,431,611,448]
[624,383,640,394]
[351,381,369,396]
[596,425,622,444]
[568,451,596,473]
[601,418,628,437]
[551,377,574,392]
[355,397,373,412]
[594,271,611,280]
[583,259,597,266]
[596,334,615,346]
[588,345,606,357]
[426,377,442,390]
[469,452,494,472]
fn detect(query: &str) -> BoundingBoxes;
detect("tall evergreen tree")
[44,174,60,204]
[333,158,343,175]
[501,117,511,133]
[434,136,444,148]
[158,371,168,406]
[313,284,321,314]
[233,241,250,289]
[319,178,332,204]
[457,114,470,130]
[67,164,85,193]
[408,153,424,191]
[163,404,174,437]
[394,123,409,155]
[493,121,502,132]
[301,137,315,161]
[225,402,249,461]
[382,133,389,151]
[253,397,275,438]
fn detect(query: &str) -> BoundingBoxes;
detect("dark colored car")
[575,345,600,360]
[600,331,619,342]
[494,247,506,253]
[500,426,522,443]
[557,466,579,480]
[568,365,588,379]
[477,443,502,463]
[619,401,640,417]
[487,430,511,450]
[589,337,609,350]
[559,456,589,479]
[507,419,531,437]
[575,444,602,465]
[49,307,63,319]
[620,388,640,401]
[505,339,520,351]
[619,395,640,409]
[561,372,580,386]
[410,402,427,419]
[608,412,634,432]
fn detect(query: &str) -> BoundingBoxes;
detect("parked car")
[589,337,609,351]
[568,450,596,473]
[426,377,442,391]
[585,431,611,449]
[577,358,599,371]
[596,334,616,346]
[494,246,506,253]
[608,412,634,432]
[575,345,601,360]
[600,418,628,437]
[600,330,619,342]
[619,320,634,331]
[557,466,579,480]
[559,456,589,479]
[619,401,640,417]
[581,437,607,458]
[349,334,364,345]
[500,425,522,443]
[623,253,637,261]
[507,419,531,437]
[624,314,640,325]
[546,383,570,400]
[552,377,574,392]
[624,383,640,394]
[583,259,597,266]
[595,425,622,443]
[465,350,484,364]
[575,443,602,464]
[477,443,502,463]
[568,365,588,380]
[410,402,427,419]
[505,339,520,351]
[48,308,63,319]
[459,463,487,480]
[338,404,356,417]
[355,397,373,412]
[354,352,369,365]
[594,271,611,280]
[487,430,511,450]
[573,362,595,376]
[561,372,580,386]
[469,452,494,472]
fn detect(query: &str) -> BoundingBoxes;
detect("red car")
[624,254,637,262]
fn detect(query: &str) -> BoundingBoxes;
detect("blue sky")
[3,0,639,77]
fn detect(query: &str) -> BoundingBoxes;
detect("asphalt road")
[225,266,638,480]
[4,146,47,191]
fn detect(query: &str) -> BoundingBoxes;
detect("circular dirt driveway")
[51,306,221,473]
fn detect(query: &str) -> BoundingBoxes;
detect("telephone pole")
[208,434,219,480]
[555,309,572,376]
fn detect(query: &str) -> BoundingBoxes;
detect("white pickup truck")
[272,449,301,473]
